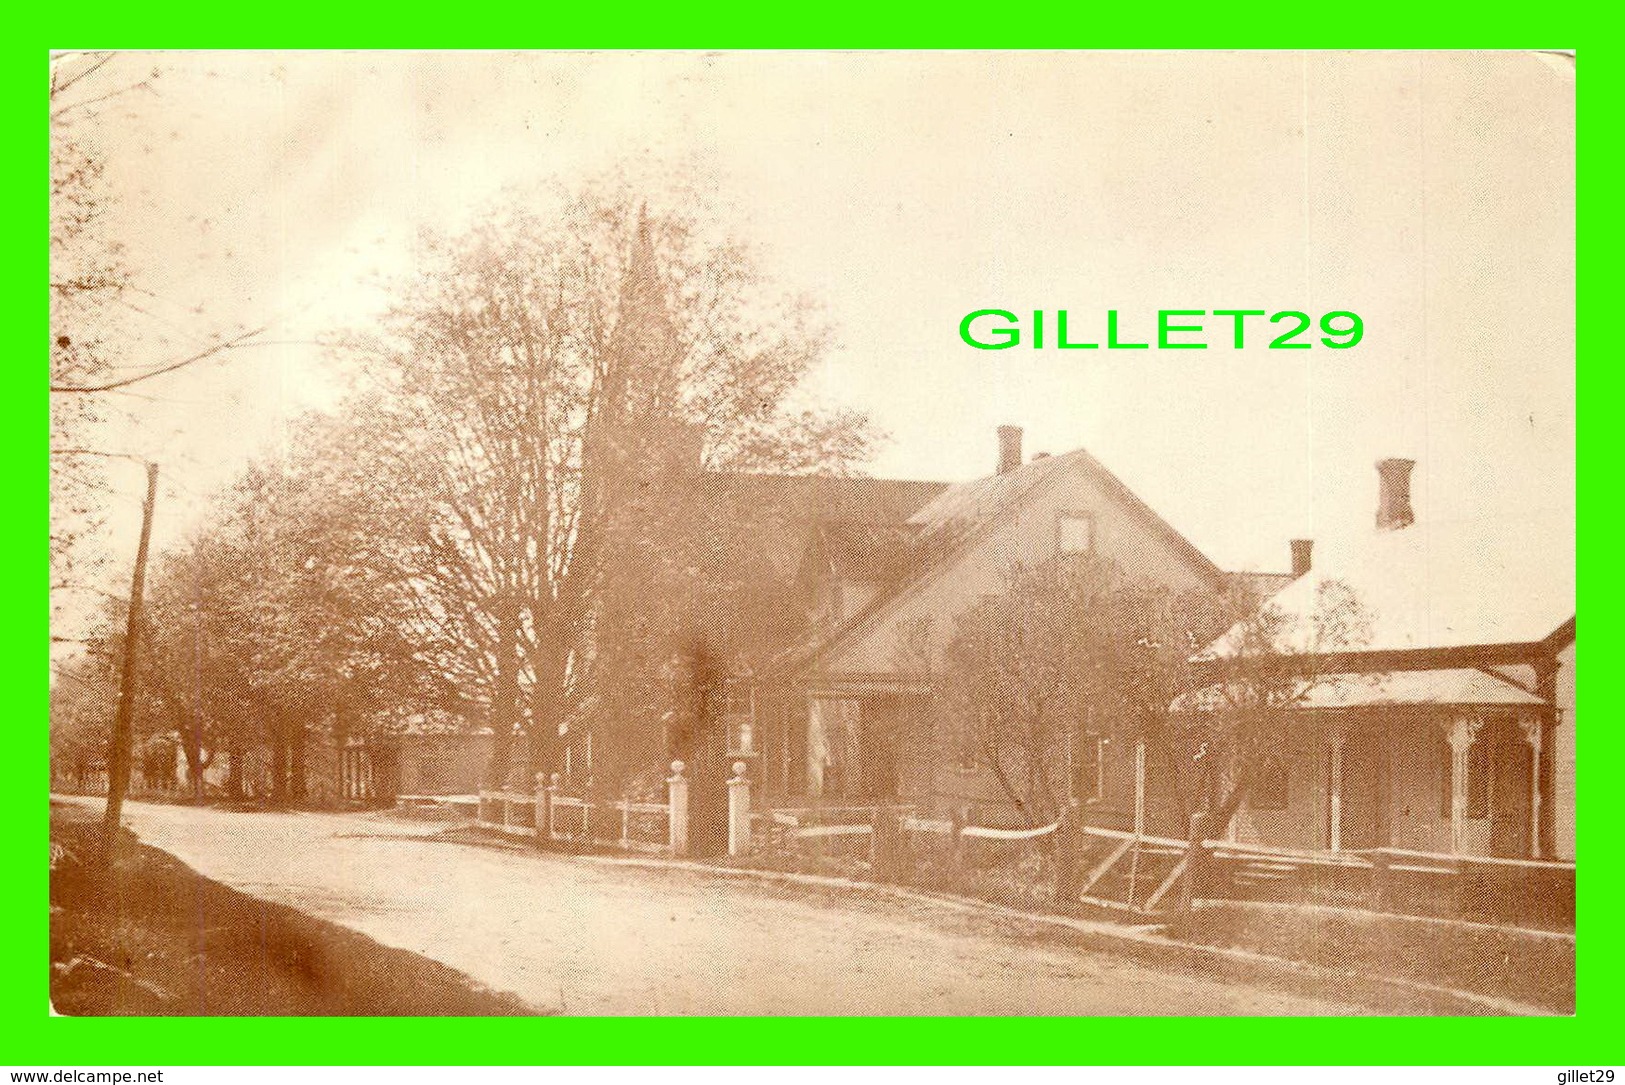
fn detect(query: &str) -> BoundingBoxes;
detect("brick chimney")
[1375,458,1416,531]
[1290,539,1313,577]
[997,425,1023,475]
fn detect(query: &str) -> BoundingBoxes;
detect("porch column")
[1133,738,1147,837]
[1328,727,1348,851]
[1518,713,1545,859]
[806,697,826,799]
[1447,716,1483,855]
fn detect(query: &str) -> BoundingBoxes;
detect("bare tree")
[1175,576,1371,833]
[906,555,1227,827]
[49,53,268,600]
[329,180,880,788]
[906,554,1370,833]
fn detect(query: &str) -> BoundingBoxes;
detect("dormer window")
[1058,511,1095,555]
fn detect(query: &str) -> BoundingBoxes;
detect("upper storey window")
[1057,511,1095,555]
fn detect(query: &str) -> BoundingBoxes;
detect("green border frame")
[19,12,1607,1066]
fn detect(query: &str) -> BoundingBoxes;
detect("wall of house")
[1383,721,1472,854]
[817,462,1222,680]
[908,747,1088,829]
[1554,638,1576,859]
[1232,727,1330,850]
[907,733,1190,835]
[1225,709,1507,857]
[397,733,494,796]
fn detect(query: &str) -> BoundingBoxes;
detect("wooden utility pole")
[101,460,159,856]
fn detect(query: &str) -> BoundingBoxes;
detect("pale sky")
[65,50,1574,589]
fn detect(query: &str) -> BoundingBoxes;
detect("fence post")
[620,794,631,848]
[727,761,752,858]
[667,760,689,857]
[1369,849,1391,912]
[1177,811,1207,917]
[1054,799,1084,903]
[870,804,899,880]
[533,773,548,841]
[950,808,966,874]
[546,773,560,842]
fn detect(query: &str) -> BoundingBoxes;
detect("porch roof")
[1294,668,1547,709]
[1175,667,1547,711]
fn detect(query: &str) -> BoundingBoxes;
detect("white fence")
[474,761,691,856]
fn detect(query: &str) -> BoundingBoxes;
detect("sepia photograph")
[48,49,1575,1018]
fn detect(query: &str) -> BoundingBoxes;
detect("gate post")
[727,761,752,858]
[667,760,689,857]
[1177,811,1207,916]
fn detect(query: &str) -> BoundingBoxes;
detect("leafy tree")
[50,655,118,789]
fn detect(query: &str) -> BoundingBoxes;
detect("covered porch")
[1226,668,1555,860]
[738,678,936,807]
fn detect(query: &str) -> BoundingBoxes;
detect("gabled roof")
[784,444,1228,675]
[681,472,947,580]
[903,447,1227,587]
[1200,513,1575,660]
[807,521,924,585]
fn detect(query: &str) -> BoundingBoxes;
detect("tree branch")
[51,325,268,393]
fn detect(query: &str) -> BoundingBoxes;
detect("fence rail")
[471,762,691,857]
[749,797,1574,930]
[468,764,1572,931]
[51,776,187,799]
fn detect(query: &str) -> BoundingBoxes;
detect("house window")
[1252,755,1288,810]
[1057,512,1096,555]
[1072,731,1106,803]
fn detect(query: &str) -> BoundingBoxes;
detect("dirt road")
[69,798,1372,1015]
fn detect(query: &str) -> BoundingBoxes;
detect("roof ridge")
[787,444,1226,676]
